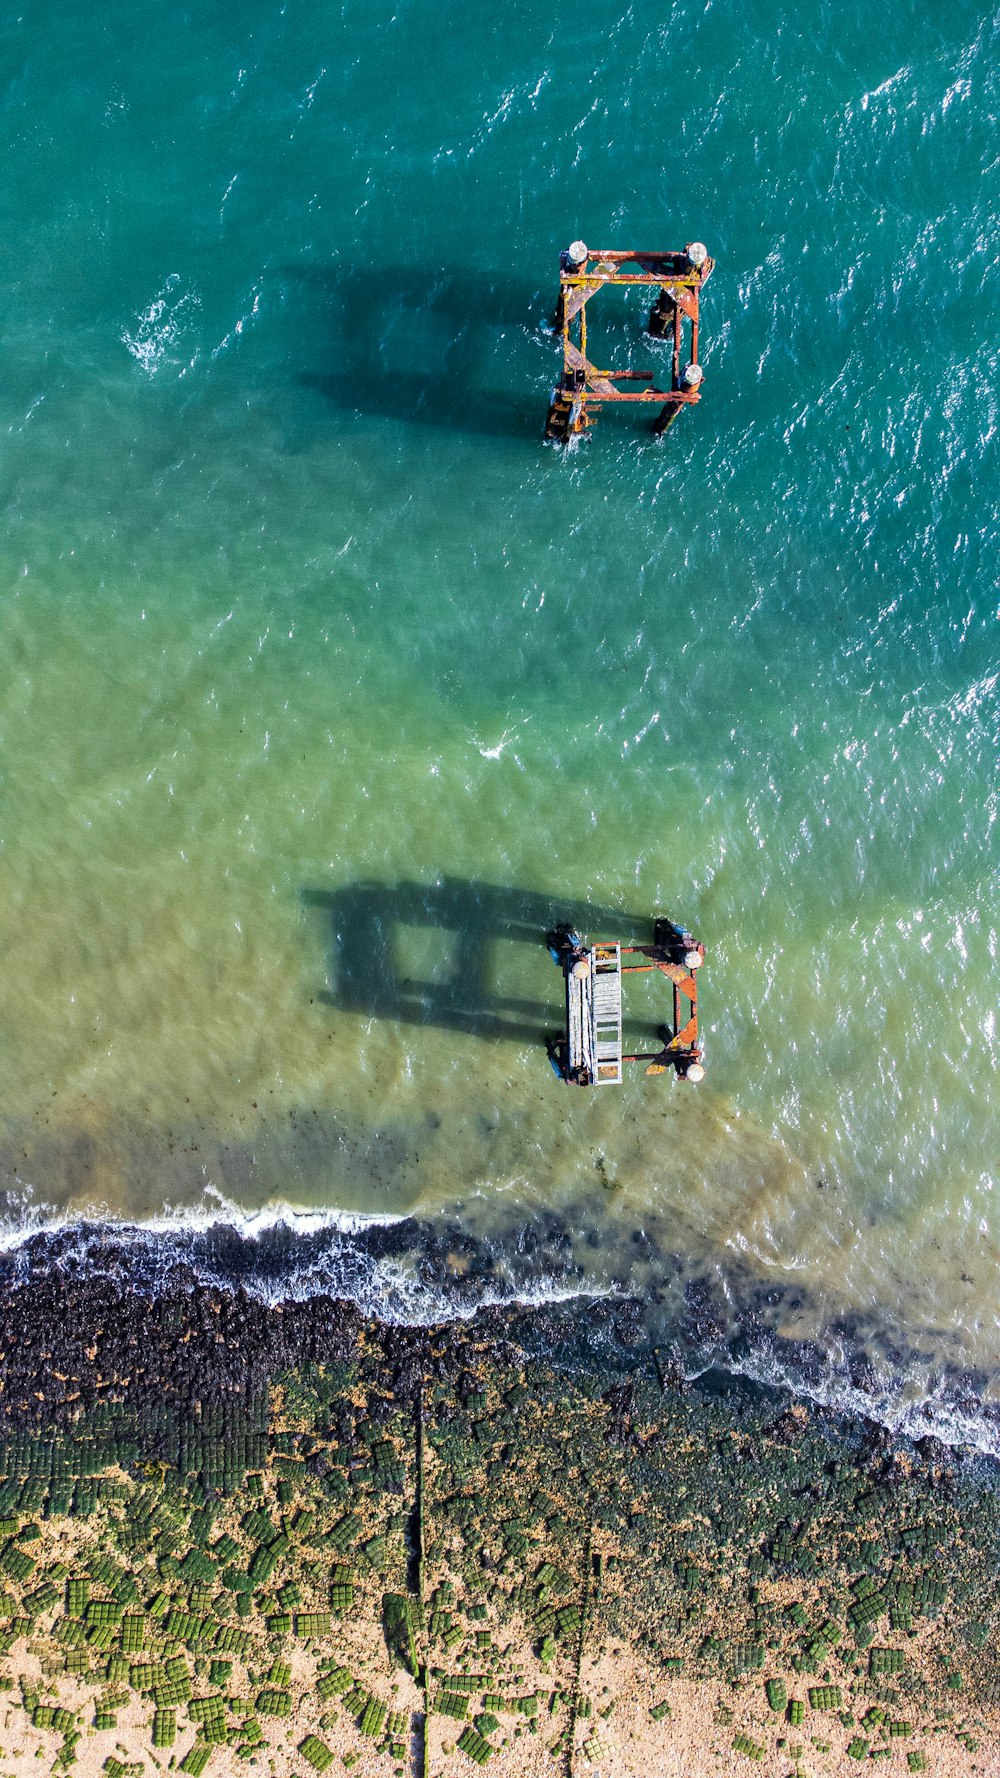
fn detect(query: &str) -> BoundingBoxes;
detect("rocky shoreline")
[1,1219,997,1460]
[0,1270,995,1776]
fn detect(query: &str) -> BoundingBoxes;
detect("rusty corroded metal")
[544,245,714,442]
[547,918,705,1086]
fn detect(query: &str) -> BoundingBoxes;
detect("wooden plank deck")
[566,944,623,1085]
[566,960,595,1083]
[591,943,623,1083]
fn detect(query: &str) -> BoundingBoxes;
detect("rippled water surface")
[0,2,997,1424]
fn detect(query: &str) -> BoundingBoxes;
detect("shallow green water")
[0,2,997,1409]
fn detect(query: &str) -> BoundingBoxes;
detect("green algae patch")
[0,1309,994,1775]
[299,1733,334,1770]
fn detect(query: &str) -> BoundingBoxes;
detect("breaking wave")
[0,1206,996,1459]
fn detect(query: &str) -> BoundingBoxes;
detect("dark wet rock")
[610,1300,643,1346]
[848,1356,880,1393]
[767,1409,806,1445]
[601,1380,637,1446]
[652,1346,687,1394]
[859,1422,894,1465]
[769,1336,829,1387]
[0,1226,995,1492]
[680,1274,729,1344]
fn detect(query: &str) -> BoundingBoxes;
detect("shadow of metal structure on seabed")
[300,878,651,1046]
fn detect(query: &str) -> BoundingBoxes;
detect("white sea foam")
[703,1345,1000,1460]
[0,1191,605,1319]
[121,275,201,377]
[0,1192,405,1257]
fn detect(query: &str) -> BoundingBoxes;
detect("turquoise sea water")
[0,3,997,1432]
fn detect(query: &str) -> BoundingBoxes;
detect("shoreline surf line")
[0,1216,996,1456]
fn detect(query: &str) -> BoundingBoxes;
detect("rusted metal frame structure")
[545,244,714,442]
[618,945,700,1073]
[549,919,705,1086]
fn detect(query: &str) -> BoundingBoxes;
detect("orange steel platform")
[544,242,714,442]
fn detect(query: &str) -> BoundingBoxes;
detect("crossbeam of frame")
[618,946,700,1066]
